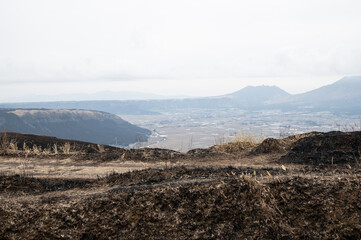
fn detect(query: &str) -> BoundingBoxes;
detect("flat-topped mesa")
[0,108,151,146]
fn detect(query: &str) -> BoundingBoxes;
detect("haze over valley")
[1,76,360,151]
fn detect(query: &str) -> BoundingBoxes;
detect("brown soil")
[0,131,361,239]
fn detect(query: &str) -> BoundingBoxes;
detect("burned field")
[0,131,361,239]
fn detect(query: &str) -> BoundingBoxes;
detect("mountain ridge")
[0,76,360,114]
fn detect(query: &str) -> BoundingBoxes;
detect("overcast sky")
[1,0,361,101]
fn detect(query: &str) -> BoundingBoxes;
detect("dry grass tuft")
[22,142,31,156]
[97,144,105,153]
[0,130,9,154]
[8,140,19,154]
[60,142,71,154]
[32,145,41,155]
[0,130,8,150]
[52,144,58,154]
[215,130,263,153]
[0,130,19,155]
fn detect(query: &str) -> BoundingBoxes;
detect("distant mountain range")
[1,76,360,115]
[0,109,151,146]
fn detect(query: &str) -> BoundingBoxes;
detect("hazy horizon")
[0,75,354,103]
[1,0,361,101]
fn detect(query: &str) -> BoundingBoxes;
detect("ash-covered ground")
[0,131,360,239]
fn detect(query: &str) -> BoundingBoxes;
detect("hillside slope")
[278,76,361,113]
[0,109,151,146]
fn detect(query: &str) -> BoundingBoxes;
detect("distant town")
[123,108,361,152]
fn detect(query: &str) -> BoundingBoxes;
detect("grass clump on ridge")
[215,130,264,153]
[0,130,19,155]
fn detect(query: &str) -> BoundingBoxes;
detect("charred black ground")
[0,131,360,239]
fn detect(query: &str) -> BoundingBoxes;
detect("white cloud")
[0,0,361,99]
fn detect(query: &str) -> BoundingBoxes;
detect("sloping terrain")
[276,76,361,113]
[0,109,151,146]
[0,131,360,239]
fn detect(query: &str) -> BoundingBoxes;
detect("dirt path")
[0,152,286,179]
[0,156,185,178]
